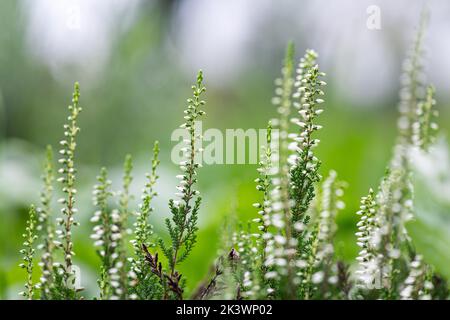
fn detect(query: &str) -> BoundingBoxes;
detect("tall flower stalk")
[90,167,118,299]
[400,255,433,300]
[19,205,38,300]
[36,146,56,298]
[250,46,328,300]
[290,49,324,225]
[56,82,82,293]
[263,43,297,298]
[129,142,160,299]
[355,189,380,288]
[160,71,206,279]
[115,154,133,299]
[412,85,438,151]
[253,121,274,293]
[290,49,326,299]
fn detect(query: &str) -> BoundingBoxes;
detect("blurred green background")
[0,0,449,299]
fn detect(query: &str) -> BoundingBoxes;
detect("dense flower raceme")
[36,146,56,298]
[19,205,38,300]
[18,18,448,300]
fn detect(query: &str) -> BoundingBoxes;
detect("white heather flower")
[312,271,324,284]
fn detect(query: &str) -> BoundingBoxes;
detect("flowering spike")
[400,255,433,300]
[114,154,133,299]
[36,145,56,298]
[412,85,438,151]
[129,141,160,299]
[91,167,119,299]
[20,205,38,300]
[55,81,83,297]
[354,189,379,288]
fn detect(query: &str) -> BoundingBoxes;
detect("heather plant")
[222,45,351,300]
[115,154,133,299]
[128,141,161,300]
[18,17,448,300]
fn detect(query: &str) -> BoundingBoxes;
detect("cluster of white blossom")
[55,82,82,291]
[233,229,262,299]
[412,85,438,151]
[315,171,345,262]
[400,255,433,300]
[291,50,327,298]
[288,49,324,168]
[355,189,382,288]
[397,11,428,145]
[258,44,296,290]
[35,146,55,297]
[252,46,329,299]
[90,168,124,299]
[173,71,206,206]
[353,12,444,299]
[357,169,410,290]
[128,142,159,298]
